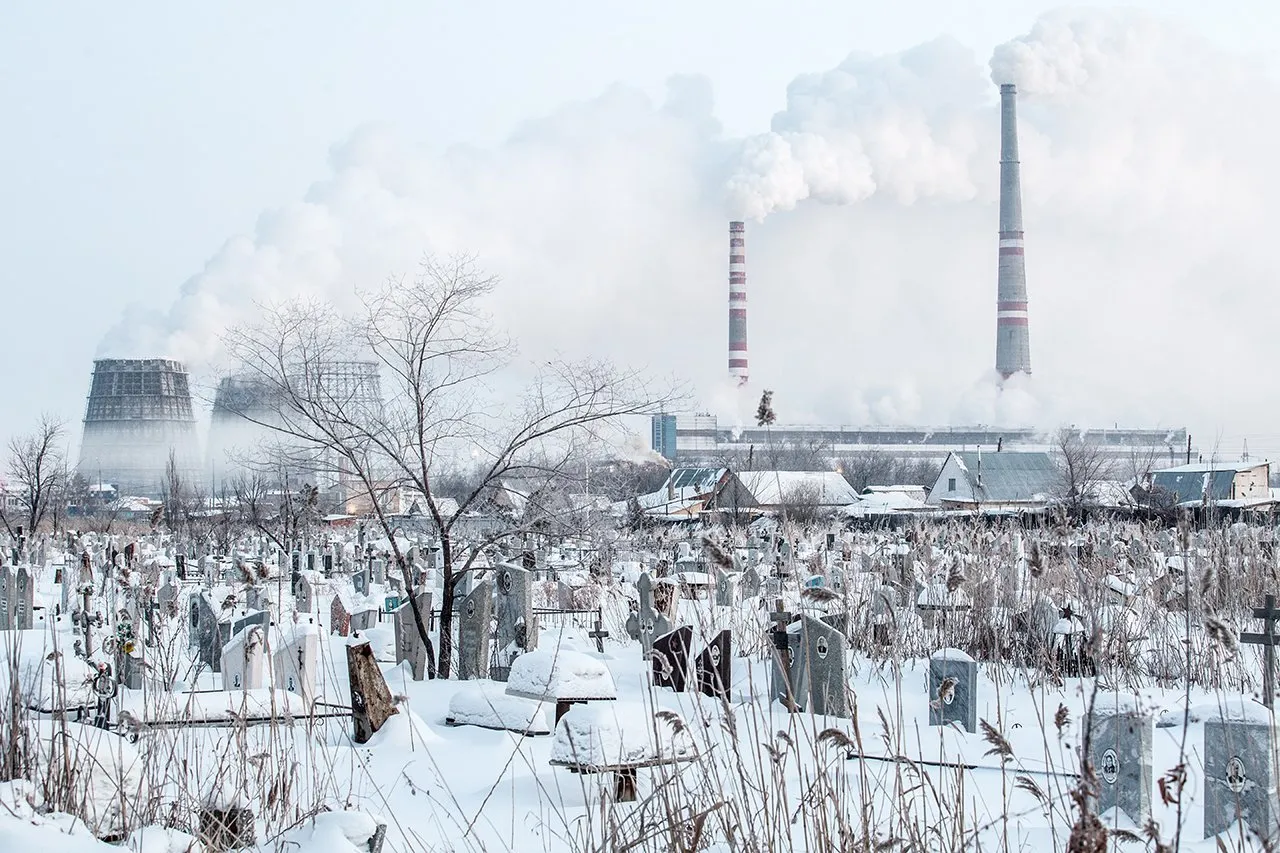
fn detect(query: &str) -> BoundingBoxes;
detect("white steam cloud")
[100,10,1279,443]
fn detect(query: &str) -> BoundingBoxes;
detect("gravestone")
[491,565,537,681]
[653,578,681,624]
[350,607,379,633]
[371,558,386,587]
[651,625,693,692]
[13,567,32,630]
[347,641,399,744]
[458,581,492,680]
[175,553,186,581]
[715,569,734,607]
[352,568,369,596]
[803,616,849,717]
[245,586,262,613]
[0,569,12,630]
[157,580,178,615]
[296,575,313,615]
[220,625,268,690]
[213,611,270,675]
[624,605,640,641]
[272,627,318,704]
[394,592,431,681]
[1088,706,1153,828]
[635,573,669,659]
[322,553,334,576]
[1204,715,1277,839]
[694,629,731,699]
[928,648,977,733]
[769,607,805,710]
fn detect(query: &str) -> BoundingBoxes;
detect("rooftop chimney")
[728,221,749,385]
[995,83,1032,380]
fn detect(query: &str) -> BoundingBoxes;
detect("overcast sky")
[4,1,1280,464]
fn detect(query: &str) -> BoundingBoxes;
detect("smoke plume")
[100,10,1279,444]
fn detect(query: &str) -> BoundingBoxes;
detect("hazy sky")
[4,1,1280,463]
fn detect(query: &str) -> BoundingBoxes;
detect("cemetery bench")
[548,753,696,802]
[548,703,698,803]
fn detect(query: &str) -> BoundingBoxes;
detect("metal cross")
[589,619,610,654]
[1240,593,1280,709]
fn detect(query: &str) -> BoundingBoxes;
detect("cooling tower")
[77,358,202,497]
[207,374,284,487]
[728,221,749,385]
[995,83,1032,380]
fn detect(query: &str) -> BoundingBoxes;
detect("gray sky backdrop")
[3,1,1279,465]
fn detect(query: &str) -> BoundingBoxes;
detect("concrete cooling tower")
[77,358,202,497]
[207,361,384,491]
[207,374,285,487]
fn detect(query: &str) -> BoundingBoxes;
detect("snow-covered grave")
[445,682,551,735]
[505,645,617,722]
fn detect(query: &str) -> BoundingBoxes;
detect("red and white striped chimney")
[728,221,749,385]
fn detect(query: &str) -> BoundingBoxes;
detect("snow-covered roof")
[939,451,1057,504]
[733,471,860,507]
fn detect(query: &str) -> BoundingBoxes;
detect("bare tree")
[2,416,67,537]
[1053,428,1118,516]
[224,254,677,678]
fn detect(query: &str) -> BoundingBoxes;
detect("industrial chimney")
[995,83,1031,380]
[728,221,749,385]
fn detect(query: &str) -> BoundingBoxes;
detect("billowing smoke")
[100,10,1280,444]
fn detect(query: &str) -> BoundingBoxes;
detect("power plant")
[728,220,749,385]
[995,83,1032,379]
[77,358,202,497]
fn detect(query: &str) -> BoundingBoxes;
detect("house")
[718,471,861,514]
[634,467,730,520]
[926,451,1058,511]
[1148,461,1272,507]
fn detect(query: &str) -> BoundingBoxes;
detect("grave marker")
[1241,594,1280,709]
[458,581,492,680]
[491,565,537,681]
[1204,713,1277,840]
[928,648,977,733]
[802,616,848,717]
[347,641,399,744]
[394,592,431,681]
[694,629,731,699]
[651,625,693,692]
[1088,705,1153,829]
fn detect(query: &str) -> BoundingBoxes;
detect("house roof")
[637,467,727,512]
[946,451,1057,503]
[1150,469,1237,503]
[1156,461,1268,475]
[734,471,861,507]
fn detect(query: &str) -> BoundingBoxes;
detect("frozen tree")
[1053,428,1118,516]
[223,254,676,677]
[1,416,67,537]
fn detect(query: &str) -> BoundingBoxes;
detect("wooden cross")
[589,619,610,654]
[1241,594,1280,709]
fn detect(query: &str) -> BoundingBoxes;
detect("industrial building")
[77,358,202,497]
[654,413,1189,469]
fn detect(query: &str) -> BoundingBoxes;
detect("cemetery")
[2,518,1280,851]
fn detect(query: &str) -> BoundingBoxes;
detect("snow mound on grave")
[1091,693,1148,716]
[127,825,204,853]
[30,722,146,837]
[1156,698,1272,728]
[550,704,695,768]
[279,810,386,853]
[506,648,617,700]
[362,708,442,750]
[929,647,975,663]
[447,683,550,734]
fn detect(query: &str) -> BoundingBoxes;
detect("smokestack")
[728,220,749,385]
[995,83,1031,380]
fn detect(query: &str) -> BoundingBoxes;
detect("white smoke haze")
[98,9,1280,448]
